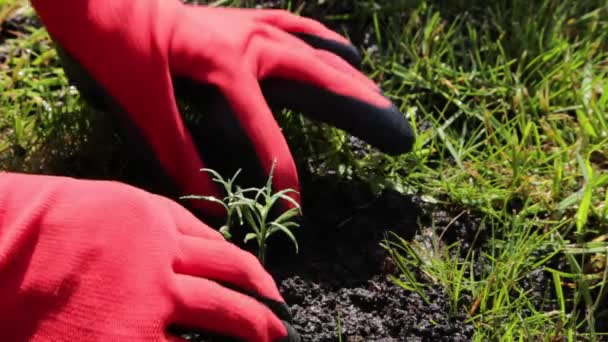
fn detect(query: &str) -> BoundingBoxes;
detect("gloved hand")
[31,0,415,219]
[0,172,299,342]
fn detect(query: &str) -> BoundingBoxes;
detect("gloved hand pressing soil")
[0,172,299,342]
[30,0,415,219]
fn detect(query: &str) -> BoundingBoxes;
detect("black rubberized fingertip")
[279,321,301,342]
[352,102,416,156]
[249,296,301,342]
[261,79,416,156]
[293,32,362,68]
[259,298,294,323]
[216,279,295,323]
[376,100,416,155]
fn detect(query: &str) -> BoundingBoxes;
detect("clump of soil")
[280,276,472,342]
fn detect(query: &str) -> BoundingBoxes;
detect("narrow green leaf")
[244,232,257,244]
[269,222,299,253]
[576,181,593,234]
[274,207,301,225]
[180,195,228,211]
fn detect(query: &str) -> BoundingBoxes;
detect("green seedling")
[182,161,301,265]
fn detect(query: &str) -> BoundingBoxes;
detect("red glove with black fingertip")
[31,0,415,220]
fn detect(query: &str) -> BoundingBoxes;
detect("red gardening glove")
[0,172,299,342]
[31,0,415,219]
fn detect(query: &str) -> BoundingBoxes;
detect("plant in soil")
[182,160,301,265]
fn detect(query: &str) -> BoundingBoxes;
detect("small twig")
[438,209,467,242]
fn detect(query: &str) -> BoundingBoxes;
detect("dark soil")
[269,176,473,341]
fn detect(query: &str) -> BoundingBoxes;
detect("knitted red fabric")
[0,172,295,341]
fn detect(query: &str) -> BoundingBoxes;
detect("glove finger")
[172,274,299,342]
[313,49,380,92]
[175,235,284,305]
[173,78,274,207]
[219,77,302,210]
[260,42,415,155]
[169,18,300,212]
[254,9,361,67]
[252,23,375,92]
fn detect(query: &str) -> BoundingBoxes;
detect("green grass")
[1,0,608,340]
[0,0,119,177]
